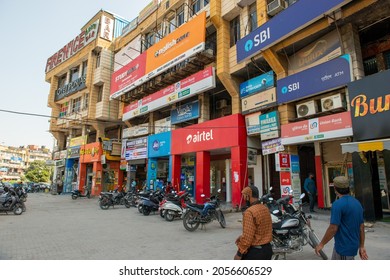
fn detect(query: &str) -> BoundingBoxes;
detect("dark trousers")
[308,193,315,211]
[242,243,273,260]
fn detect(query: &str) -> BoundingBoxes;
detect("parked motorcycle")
[139,189,165,216]
[270,192,328,260]
[99,189,130,210]
[0,188,23,215]
[159,188,192,222]
[182,189,226,231]
[71,187,91,199]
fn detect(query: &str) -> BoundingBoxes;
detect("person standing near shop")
[315,176,368,260]
[303,172,317,212]
[234,186,273,260]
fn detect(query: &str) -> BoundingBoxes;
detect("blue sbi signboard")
[171,100,199,125]
[236,0,350,63]
[147,131,171,158]
[277,54,352,104]
[240,71,275,98]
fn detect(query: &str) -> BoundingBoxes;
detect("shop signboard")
[236,0,350,63]
[67,146,80,158]
[171,114,246,154]
[245,112,261,135]
[122,124,150,138]
[171,100,199,125]
[260,111,279,140]
[347,69,390,141]
[261,138,284,155]
[155,116,171,133]
[125,137,147,160]
[80,143,101,163]
[45,19,99,73]
[240,71,275,98]
[281,111,352,145]
[148,131,171,158]
[122,67,215,121]
[69,135,88,147]
[241,87,277,115]
[277,54,352,104]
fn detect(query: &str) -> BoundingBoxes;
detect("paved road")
[1,193,389,260]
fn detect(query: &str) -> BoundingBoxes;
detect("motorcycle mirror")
[269,187,273,191]
[300,193,305,199]
[217,189,221,193]
[272,209,280,215]
[269,197,274,201]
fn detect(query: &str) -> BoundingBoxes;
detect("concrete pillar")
[195,151,210,203]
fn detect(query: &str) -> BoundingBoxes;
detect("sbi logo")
[281,82,300,94]
[245,40,253,52]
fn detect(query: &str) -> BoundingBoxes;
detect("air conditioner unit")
[216,99,227,110]
[321,93,344,112]
[267,0,287,16]
[296,100,318,118]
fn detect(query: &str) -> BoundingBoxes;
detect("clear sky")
[0,0,151,150]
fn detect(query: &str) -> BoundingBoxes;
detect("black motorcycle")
[138,189,165,216]
[0,190,23,215]
[71,187,91,199]
[182,190,226,231]
[270,192,328,260]
[99,189,130,210]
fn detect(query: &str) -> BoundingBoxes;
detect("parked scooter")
[71,186,91,199]
[159,188,192,221]
[182,189,226,231]
[0,187,23,215]
[99,188,130,209]
[139,189,165,216]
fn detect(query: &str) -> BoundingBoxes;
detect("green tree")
[24,161,51,183]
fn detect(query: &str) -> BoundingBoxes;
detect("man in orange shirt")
[234,186,273,260]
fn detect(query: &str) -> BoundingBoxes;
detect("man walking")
[303,172,317,212]
[315,176,368,260]
[234,186,273,260]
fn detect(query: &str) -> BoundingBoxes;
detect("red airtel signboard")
[171,114,247,154]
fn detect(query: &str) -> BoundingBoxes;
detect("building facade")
[46,0,390,219]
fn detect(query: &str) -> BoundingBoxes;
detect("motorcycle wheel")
[142,206,151,216]
[159,209,165,218]
[99,198,110,210]
[138,204,143,213]
[217,210,226,228]
[183,210,200,232]
[164,209,175,222]
[71,195,78,200]
[13,203,23,215]
[124,199,131,208]
[307,230,328,260]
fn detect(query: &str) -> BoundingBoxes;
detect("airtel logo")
[186,130,214,144]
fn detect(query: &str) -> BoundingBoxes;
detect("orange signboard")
[145,12,206,75]
[80,142,102,163]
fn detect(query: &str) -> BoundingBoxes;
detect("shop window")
[69,67,79,82]
[177,5,185,27]
[71,97,81,113]
[82,60,88,77]
[230,16,241,47]
[59,102,69,118]
[248,3,257,33]
[97,86,103,102]
[58,74,67,89]
[384,51,390,70]
[363,56,378,76]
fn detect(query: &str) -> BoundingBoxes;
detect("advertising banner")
[80,143,101,163]
[240,71,275,98]
[348,69,390,141]
[110,52,147,99]
[260,111,280,141]
[277,54,352,104]
[236,0,350,63]
[262,138,284,156]
[125,137,147,160]
[122,67,215,121]
[145,12,206,78]
[45,19,99,73]
[69,135,88,147]
[241,87,277,115]
[155,116,172,133]
[113,35,142,72]
[281,111,352,145]
[245,112,262,135]
[288,31,341,74]
[171,100,199,125]
[122,124,150,139]
[148,131,171,158]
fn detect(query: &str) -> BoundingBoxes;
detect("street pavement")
[1,193,389,260]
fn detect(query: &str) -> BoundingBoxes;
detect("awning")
[341,139,390,154]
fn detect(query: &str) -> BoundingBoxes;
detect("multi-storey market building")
[46,0,390,220]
